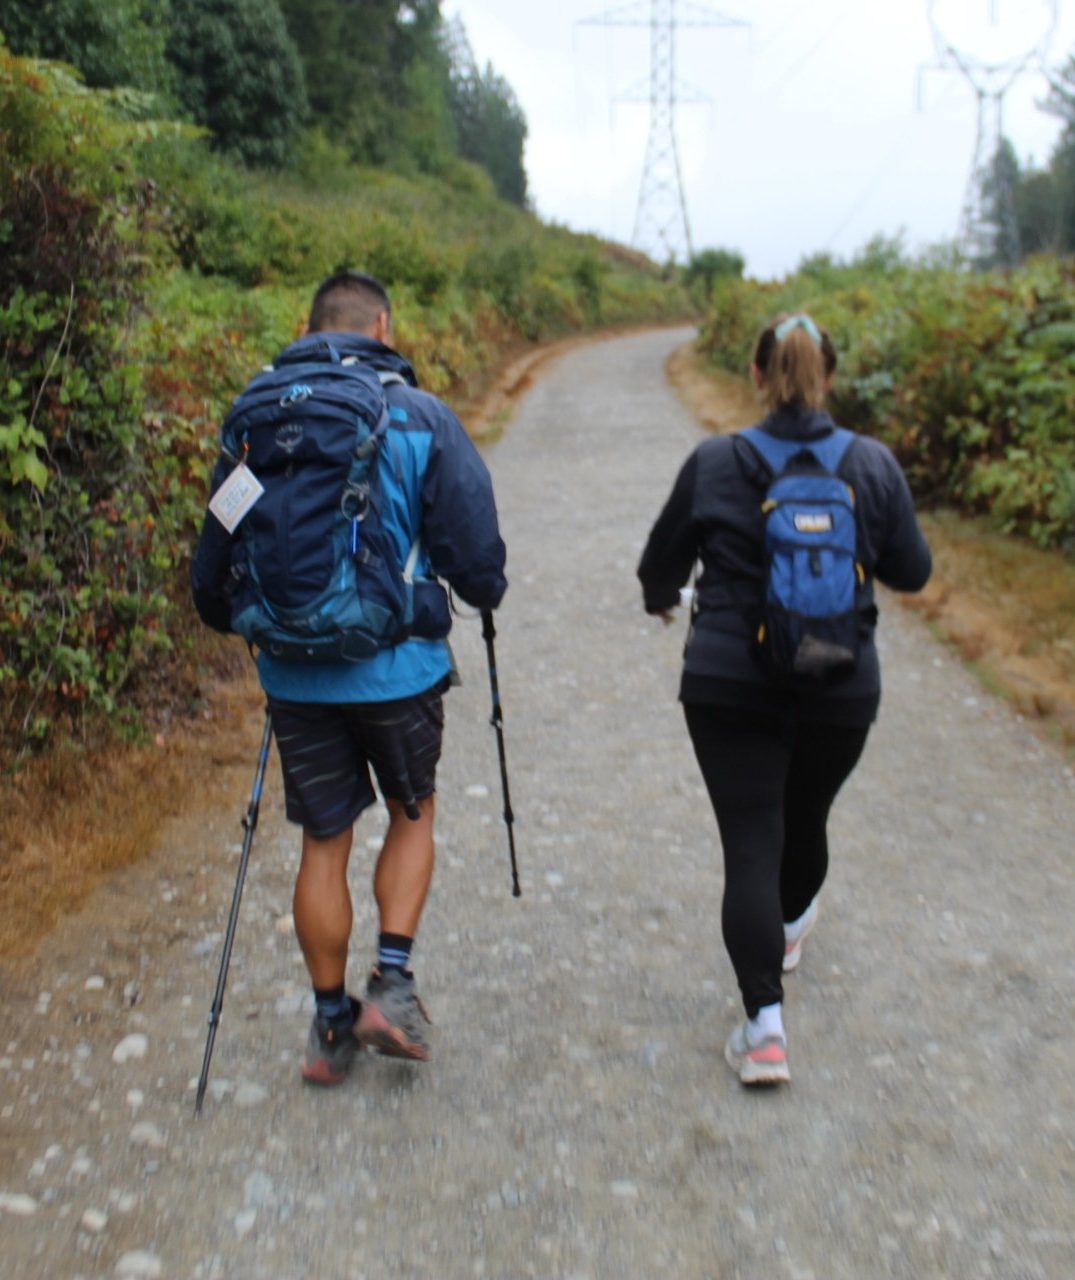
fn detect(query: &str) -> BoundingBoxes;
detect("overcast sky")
[448,0,1075,278]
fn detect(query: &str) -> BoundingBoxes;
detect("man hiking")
[192,270,508,1084]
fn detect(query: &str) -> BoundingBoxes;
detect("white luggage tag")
[209,463,265,534]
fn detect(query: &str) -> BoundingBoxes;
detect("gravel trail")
[2,326,1073,1280]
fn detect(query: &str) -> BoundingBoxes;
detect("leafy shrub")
[0,49,164,752]
[463,240,537,314]
[699,254,1075,551]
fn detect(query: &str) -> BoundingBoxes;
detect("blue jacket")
[638,407,932,723]
[191,334,507,702]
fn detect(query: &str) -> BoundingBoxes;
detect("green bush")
[699,254,1075,551]
[0,49,167,750]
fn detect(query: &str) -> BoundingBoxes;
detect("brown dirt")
[666,340,1075,755]
[0,666,266,968]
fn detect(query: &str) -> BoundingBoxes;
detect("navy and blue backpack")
[741,426,865,685]
[218,334,416,663]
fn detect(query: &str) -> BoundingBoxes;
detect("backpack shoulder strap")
[740,425,856,476]
[739,426,799,475]
[807,426,856,473]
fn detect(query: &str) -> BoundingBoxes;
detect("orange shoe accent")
[301,1056,349,1086]
[355,1001,431,1062]
[748,1042,788,1066]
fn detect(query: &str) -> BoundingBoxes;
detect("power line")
[823,81,964,252]
[762,1,857,102]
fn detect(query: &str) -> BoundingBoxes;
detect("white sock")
[748,1002,785,1045]
[785,898,817,943]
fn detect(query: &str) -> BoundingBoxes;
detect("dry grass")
[0,652,265,961]
[666,342,760,432]
[906,510,1075,746]
[666,339,1075,755]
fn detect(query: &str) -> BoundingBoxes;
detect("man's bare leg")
[374,795,436,938]
[357,795,436,1060]
[294,826,359,1084]
[293,826,353,990]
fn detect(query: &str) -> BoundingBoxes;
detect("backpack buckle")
[280,383,312,407]
[341,482,370,521]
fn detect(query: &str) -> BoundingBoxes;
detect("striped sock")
[378,932,414,974]
[314,983,352,1024]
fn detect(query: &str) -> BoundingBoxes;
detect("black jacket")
[638,407,932,723]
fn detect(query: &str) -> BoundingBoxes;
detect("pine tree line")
[0,0,528,203]
[978,49,1075,267]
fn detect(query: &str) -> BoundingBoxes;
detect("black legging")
[684,703,870,1017]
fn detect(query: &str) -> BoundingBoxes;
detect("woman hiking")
[637,313,931,1086]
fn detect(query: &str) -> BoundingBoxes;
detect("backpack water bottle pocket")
[411,578,451,639]
[351,518,409,628]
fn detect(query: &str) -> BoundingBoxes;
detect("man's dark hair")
[308,270,392,334]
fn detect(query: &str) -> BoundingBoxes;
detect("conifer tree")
[166,0,307,168]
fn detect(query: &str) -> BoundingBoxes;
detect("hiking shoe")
[724,1022,791,1086]
[355,968,432,1061]
[783,898,819,973]
[301,997,360,1087]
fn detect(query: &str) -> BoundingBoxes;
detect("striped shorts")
[268,680,447,839]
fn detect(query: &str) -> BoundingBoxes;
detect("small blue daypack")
[218,334,415,662]
[741,426,865,685]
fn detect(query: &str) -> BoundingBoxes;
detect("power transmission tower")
[921,0,1058,265]
[578,1,748,265]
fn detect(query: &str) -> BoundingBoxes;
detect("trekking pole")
[480,609,521,898]
[194,707,273,1116]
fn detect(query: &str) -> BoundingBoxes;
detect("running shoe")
[301,997,361,1086]
[783,897,819,973]
[355,968,432,1061]
[724,1022,791,1086]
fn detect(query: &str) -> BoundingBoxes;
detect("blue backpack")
[218,334,415,663]
[741,426,864,685]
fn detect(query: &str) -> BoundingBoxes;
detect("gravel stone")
[0,1192,37,1216]
[111,1034,148,1065]
[114,1252,162,1278]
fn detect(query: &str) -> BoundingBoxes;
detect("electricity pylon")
[578,1,748,265]
[921,0,1058,265]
